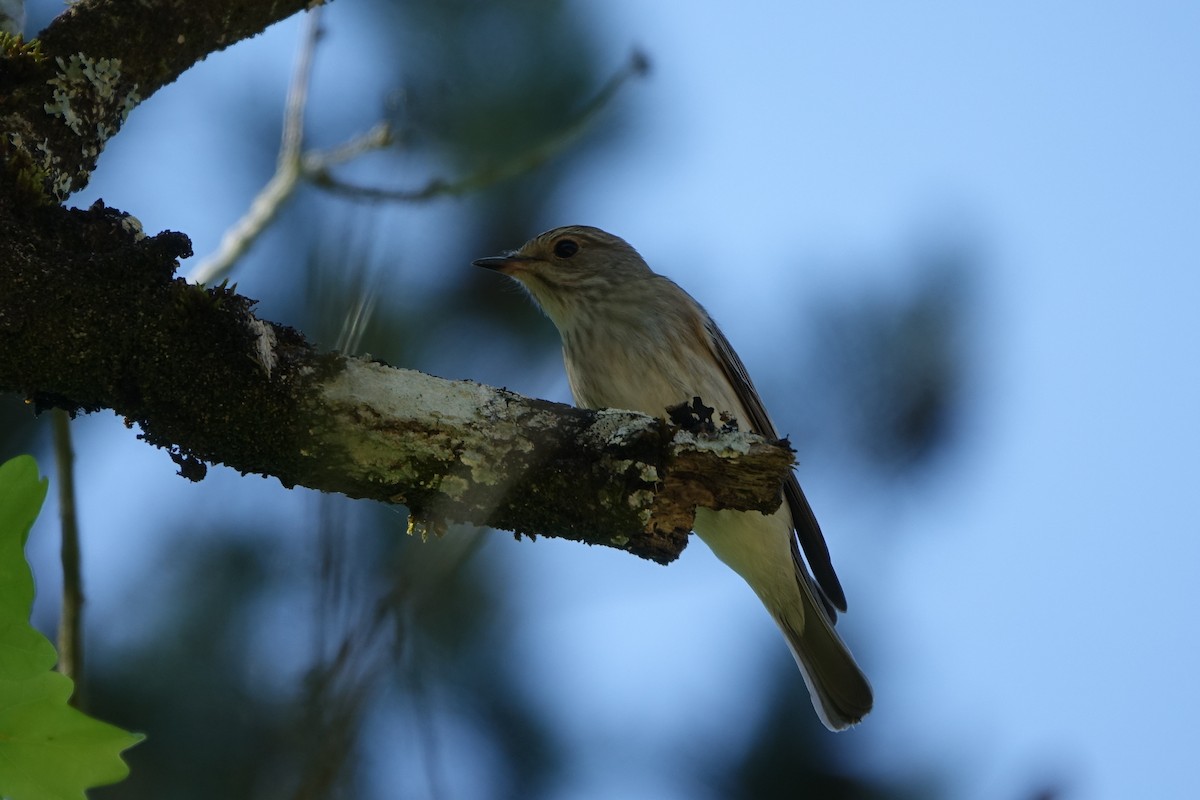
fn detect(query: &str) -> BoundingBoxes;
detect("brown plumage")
[475,226,872,729]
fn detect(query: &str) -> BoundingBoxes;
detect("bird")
[474,225,872,729]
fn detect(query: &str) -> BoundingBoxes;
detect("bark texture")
[0,0,795,563]
[0,199,794,563]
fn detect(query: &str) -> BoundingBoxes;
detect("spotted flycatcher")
[474,225,872,729]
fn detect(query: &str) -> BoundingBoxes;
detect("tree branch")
[1,0,319,201]
[0,2,791,565]
[52,407,86,707]
[0,198,795,564]
[305,49,650,203]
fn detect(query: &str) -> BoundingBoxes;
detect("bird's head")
[473,225,654,331]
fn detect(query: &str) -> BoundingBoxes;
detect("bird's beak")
[472,254,533,274]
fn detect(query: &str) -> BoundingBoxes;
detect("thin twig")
[308,48,651,203]
[279,6,319,170]
[51,408,85,708]
[301,122,393,171]
[188,7,324,285]
[190,27,646,283]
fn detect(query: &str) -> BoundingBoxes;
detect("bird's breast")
[562,322,747,426]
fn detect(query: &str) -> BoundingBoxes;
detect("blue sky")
[547,7,1200,797]
[21,1,1200,797]
[516,6,1200,795]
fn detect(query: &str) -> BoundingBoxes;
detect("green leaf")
[0,455,144,800]
[0,456,46,647]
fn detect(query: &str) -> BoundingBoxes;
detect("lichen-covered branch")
[1,0,318,201]
[0,0,779,565]
[311,361,791,563]
[0,198,795,564]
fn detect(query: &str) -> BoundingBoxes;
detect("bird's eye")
[553,239,579,259]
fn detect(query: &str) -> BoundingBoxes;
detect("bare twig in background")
[309,48,651,203]
[332,269,379,358]
[294,494,486,799]
[51,408,85,708]
[190,27,647,284]
[189,8,329,285]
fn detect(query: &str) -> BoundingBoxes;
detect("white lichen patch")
[247,318,278,376]
[627,489,656,515]
[588,407,656,447]
[456,446,508,486]
[610,458,659,485]
[671,428,756,456]
[119,213,147,241]
[14,134,70,197]
[45,53,139,137]
[439,474,469,497]
[42,53,141,197]
[328,362,493,427]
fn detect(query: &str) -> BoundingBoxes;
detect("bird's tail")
[694,508,873,731]
[773,566,873,730]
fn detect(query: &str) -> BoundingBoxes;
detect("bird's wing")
[702,315,848,614]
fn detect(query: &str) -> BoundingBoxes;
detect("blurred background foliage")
[8,1,978,798]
